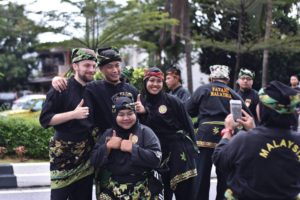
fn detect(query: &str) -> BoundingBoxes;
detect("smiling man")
[40,48,97,200]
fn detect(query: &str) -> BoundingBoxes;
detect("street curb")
[0,162,216,188]
[0,162,50,188]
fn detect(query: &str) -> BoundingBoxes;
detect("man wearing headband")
[237,68,259,122]
[165,67,190,102]
[213,80,300,200]
[186,65,251,200]
[40,48,97,200]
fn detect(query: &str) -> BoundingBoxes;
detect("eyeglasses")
[240,77,252,81]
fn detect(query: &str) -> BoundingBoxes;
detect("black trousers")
[51,174,93,200]
[195,147,227,200]
[162,171,197,200]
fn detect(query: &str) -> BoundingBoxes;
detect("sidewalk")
[0,163,50,188]
[0,162,217,188]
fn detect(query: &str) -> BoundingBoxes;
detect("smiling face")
[100,61,121,84]
[73,60,96,83]
[146,76,163,95]
[116,109,136,130]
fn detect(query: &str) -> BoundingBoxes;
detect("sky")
[2,0,126,43]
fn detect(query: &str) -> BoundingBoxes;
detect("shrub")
[0,116,53,159]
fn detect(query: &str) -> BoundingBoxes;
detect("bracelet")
[221,128,233,137]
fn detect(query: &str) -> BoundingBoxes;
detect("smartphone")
[230,100,242,121]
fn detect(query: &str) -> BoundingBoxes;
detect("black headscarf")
[111,95,138,139]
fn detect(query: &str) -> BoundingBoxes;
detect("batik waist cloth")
[196,120,225,147]
[159,136,198,191]
[49,135,94,189]
[98,176,159,200]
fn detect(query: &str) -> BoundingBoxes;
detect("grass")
[0,156,48,164]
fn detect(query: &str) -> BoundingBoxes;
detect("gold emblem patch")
[131,135,138,144]
[158,105,167,114]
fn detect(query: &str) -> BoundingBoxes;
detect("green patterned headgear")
[259,81,300,114]
[71,48,97,63]
[238,68,255,79]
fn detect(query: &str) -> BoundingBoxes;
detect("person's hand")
[107,130,122,150]
[73,99,89,119]
[120,133,133,153]
[134,94,146,114]
[52,76,67,92]
[224,114,237,130]
[236,109,255,130]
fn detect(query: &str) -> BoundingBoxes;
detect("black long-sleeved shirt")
[84,80,138,134]
[39,76,91,141]
[213,126,300,200]
[237,88,259,122]
[169,85,190,102]
[91,124,161,176]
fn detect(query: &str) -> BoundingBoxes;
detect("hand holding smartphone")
[230,100,242,121]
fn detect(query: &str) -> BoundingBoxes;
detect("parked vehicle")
[0,94,46,118]
[11,94,46,110]
[0,92,18,110]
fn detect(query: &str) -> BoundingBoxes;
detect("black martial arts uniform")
[186,81,251,200]
[140,91,198,200]
[169,85,190,102]
[84,80,138,135]
[213,126,300,200]
[40,76,94,200]
[91,123,162,200]
[237,88,259,123]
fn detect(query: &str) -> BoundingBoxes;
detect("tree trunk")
[183,1,193,92]
[262,0,272,87]
[234,0,244,90]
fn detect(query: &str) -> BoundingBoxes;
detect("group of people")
[39,47,300,200]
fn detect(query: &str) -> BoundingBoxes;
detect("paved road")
[0,180,217,200]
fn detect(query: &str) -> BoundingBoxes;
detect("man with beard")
[236,68,259,123]
[40,48,97,200]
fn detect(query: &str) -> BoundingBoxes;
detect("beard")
[78,73,94,83]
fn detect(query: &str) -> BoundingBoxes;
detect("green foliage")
[131,67,146,92]
[0,117,53,159]
[0,2,55,90]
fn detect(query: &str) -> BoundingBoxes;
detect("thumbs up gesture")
[120,133,134,153]
[107,130,122,151]
[134,94,146,114]
[73,99,89,119]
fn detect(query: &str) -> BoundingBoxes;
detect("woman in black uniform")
[136,67,198,200]
[91,94,162,200]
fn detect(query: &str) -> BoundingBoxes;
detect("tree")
[0,2,52,91]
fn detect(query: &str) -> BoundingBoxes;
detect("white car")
[11,94,46,110]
